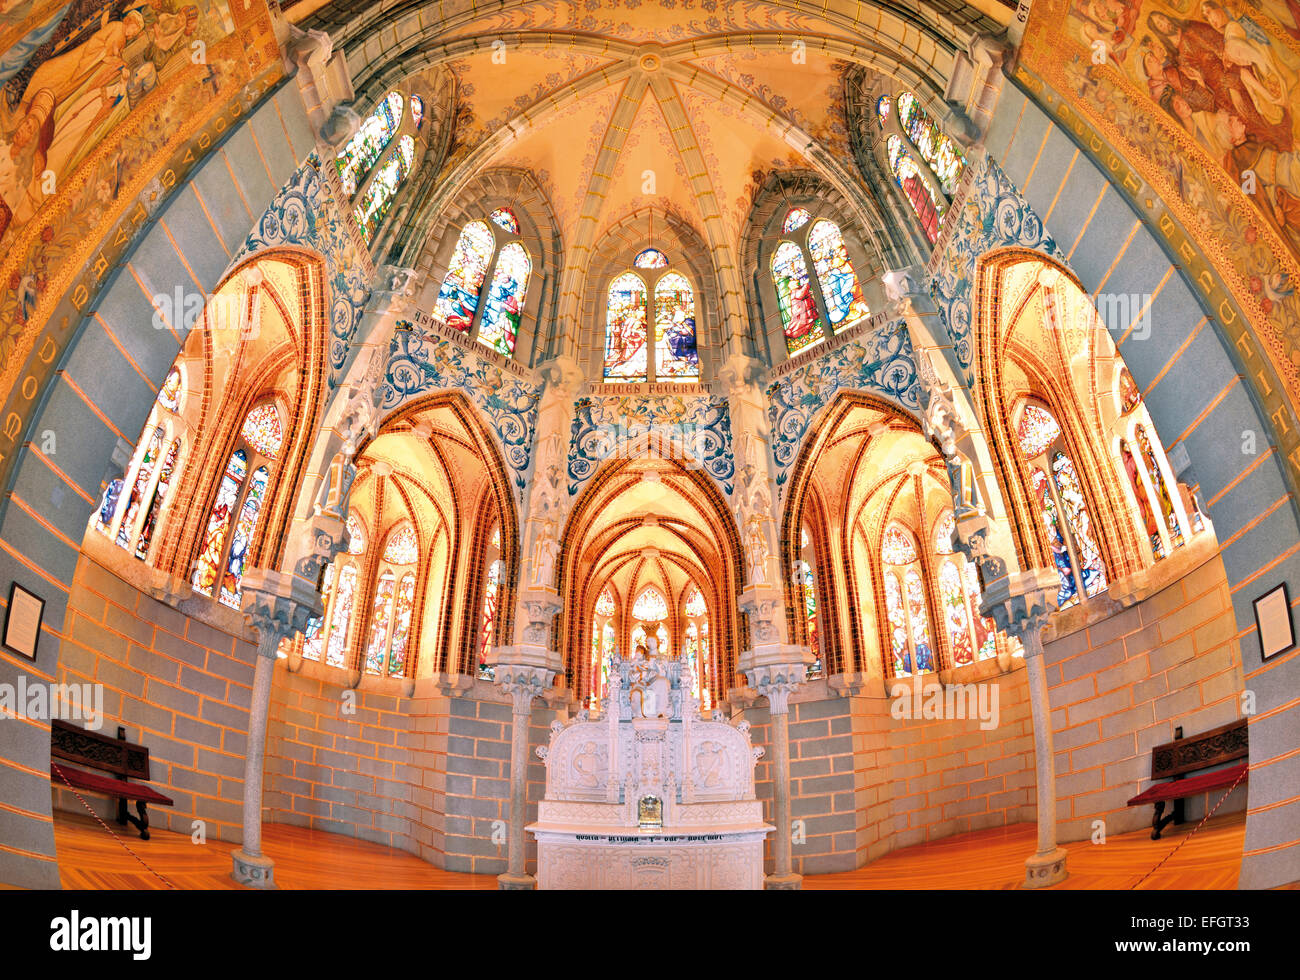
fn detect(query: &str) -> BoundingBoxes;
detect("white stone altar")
[528,647,772,889]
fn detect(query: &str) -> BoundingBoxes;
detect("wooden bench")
[1126,719,1248,840]
[50,719,174,840]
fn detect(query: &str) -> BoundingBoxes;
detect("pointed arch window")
[303,514,367,665]
[934,511,996,664]
[192,401,282,609]
[434,212,532,358]
[366,523,419,676]
[681,585,709,701]
[771,210,870,357]
[1017,401,1108,609]
[875,89,966,243]
[881,524,936,676]
[94,365,186,562]
[604,252,698,382]
[336,91,403,198]
[796,525,822,677]
[590,585,618,708]
[631,586,670,656]
[480,523,503,679]
[354,134,415,245]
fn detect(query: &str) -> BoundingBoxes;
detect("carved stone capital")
[738,588,788,647]
[496,664,557,715]
[717,353,762,396]
[239,568,323,655]
[981,568,1061,657]
[881,264,928,303]
[538,355,584,395]
[293,511,348,583]
[743,663,806,715]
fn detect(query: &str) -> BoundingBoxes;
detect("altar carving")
[528,651,771,889]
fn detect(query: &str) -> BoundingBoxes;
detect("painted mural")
[567,393,735,497]
[0,0,278,401]
[1021,0,1300,397]
[234,153,371,385]
[929,154,1065,377]
[765,321,923,493]
[379,319,543,495]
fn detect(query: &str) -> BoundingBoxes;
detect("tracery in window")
[604,251,699,382]
[336,91,403,198]
[490,207,519,234]
[771,210,870,357]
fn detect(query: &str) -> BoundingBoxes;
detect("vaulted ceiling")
[284,0,1013,313]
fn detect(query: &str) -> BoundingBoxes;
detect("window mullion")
[799,241,836,344]
[1045,460,1088,602]
[469,245,503,344]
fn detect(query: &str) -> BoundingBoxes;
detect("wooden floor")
[804,814,1246,890]
[52,809,1245,890]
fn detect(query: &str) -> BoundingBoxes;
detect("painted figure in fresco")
[1070,0,1141,60]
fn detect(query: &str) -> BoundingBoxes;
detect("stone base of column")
[1022,847,1068,889]
[764,872,803,890]
[498,872,537,890]
[231,850,276,889]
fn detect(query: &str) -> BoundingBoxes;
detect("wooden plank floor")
[53,812,495,890]
[804,814,1246,890]
[53,809,1245,890]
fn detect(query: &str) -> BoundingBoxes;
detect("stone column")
[745,662,805,889]
[984,570,1068,888]
[494,660,559,890]
[230,567,325,888]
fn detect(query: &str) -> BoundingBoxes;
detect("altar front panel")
[533,832,768,890]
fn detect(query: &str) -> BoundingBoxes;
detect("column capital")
[981,568,1061,655]
[743,663,807,715]
[240,568,323,655]
[496,664,558,714]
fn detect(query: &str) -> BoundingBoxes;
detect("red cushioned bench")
[50,719,173,840]
[1126,719,1248,840]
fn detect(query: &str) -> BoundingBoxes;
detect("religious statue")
[744,514,769,586]
[627,632,669,719]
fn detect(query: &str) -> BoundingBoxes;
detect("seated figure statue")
[628,635,670,719]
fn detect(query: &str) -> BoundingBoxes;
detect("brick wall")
[1043,553,1246,842]
[744,664,1036,875]
[54,553,256,842]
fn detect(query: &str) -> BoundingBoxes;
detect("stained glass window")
[241,404,283,460]
[807,220,870,332]
[158,368,182,413]
[634,248,669,269]
[490,207,520,234]
[782,208,812,233]
[193,450,246,596]
[798,559,818,664]
[354,134,416,244]
[934,512,956,555]
[939,560,974,666]
[1120,369,1141,413]
[654,272,698,381]
[595,587,616,617]
[365,572,396,674]
[683,587,706,618]
[876,95,892,127]
[887,135,942,245]
[964,563,997,661]
[95,479,124,537]
[1017,404,1062,460]
[896,92,967,197]
[325,564,357,668]
[1136,426,1185,551]
[885,572,911,675]
[905,570,936,672]
[435,220,496,331]
[684,621,700,693]
[881,524,918,565]
[632,588,669,622]
[218,465,268,609]
[336,91,403,198]
[478,241,530,356]
[1122,440,1165,560]
[772,241,823,356]
[388,573,416,677]
[304,563,334,662]
[480,557,502,670]
[115,426,164,548]
[604,272,649,381]
[1051,451,1107,598]
[410,95,425,131]
[1031,467,1078,609]
[383,525,419,565]
[134,439,180,560]
[346,513,367,555]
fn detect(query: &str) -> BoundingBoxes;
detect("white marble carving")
[528,654,772,889]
